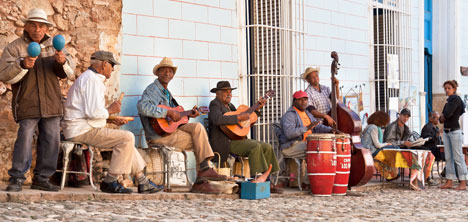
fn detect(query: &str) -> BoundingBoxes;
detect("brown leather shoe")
[270,183,284,194]
[191,181,222,194]
[197,168,228,182]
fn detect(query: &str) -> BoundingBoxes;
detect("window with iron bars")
[372,0,413,116]
[243,0,305,146]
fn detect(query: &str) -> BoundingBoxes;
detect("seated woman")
[361,111,396,157]
[361,111,402,186]
[362,111,434,190]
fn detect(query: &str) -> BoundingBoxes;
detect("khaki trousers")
[281,141,309,184]
[281,141,306,159]
[70,128,146,175]
[147,123,214,165]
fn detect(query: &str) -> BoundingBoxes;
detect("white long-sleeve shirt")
[63,68,109,139]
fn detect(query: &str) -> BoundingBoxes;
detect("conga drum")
[333,134,351,195]
[306,134,336,196]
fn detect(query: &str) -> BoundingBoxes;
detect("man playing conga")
[278,90,333,158]
[278,90,333,186]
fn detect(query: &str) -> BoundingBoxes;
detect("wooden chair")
[203,118,249,180]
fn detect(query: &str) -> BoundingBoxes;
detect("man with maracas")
[0,8,75,192]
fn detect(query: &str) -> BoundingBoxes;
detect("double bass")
[329,51,374,188]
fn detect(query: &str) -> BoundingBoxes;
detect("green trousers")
[230,139,280,176]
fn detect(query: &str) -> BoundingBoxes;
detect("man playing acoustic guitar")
[137,57,227,189]
[207,81,282,193]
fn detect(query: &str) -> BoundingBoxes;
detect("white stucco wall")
[120,0,239,146]
[303,0,371,122]
[410,0,423,131]
[458,0,468,95]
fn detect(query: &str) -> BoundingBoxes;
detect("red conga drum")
[333,134,351,195]
[306,134,336,196]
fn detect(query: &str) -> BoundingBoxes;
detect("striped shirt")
[305,84,331,122]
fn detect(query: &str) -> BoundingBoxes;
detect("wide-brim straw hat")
[301,66,320,81]
[21,8,53,26]
[153,57,177,75]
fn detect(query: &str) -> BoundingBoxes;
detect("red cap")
[293,90,308,99]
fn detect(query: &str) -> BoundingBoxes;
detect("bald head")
[429,111,439,125]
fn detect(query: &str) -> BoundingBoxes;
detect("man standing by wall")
[0,8,75,192]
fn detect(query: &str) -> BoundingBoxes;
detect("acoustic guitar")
[150,105,209,135]
[220,90,275,140]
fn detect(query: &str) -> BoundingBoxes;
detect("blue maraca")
[27,42,41,57]
[53,35,65,51]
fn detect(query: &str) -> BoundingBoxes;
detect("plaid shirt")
[305,84,331,121]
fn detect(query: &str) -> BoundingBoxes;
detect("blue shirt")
[137,79,176,141]
[278,106,333,150]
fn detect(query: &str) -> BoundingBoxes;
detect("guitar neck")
[246,103,260,114]
[244,91,274,114]
[179,110,194,117]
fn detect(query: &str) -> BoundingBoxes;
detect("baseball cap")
[293,90,308,99]
[91,51,120,66]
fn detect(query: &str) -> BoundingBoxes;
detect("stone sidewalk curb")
[0,182,400,203]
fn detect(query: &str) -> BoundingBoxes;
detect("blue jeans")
[8,117,61,182]
[443,130,468,180]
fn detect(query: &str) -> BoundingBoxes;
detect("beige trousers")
[147,122,214,165]
[281,141,307,159]
[281,141,309,184]
[70,128,146,175]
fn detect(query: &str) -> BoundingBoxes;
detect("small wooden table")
[437,145,468,166]
[374,149,434,189]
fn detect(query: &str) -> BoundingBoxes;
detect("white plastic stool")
[147,144,193,191]
[57,141,97,190]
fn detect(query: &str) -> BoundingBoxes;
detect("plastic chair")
[272,123,303,191]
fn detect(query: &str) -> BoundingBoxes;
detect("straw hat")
[153,57,177,75]
[301,66,320,81]
[21,8,53,26]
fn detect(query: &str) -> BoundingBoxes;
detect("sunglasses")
[105,61,115,68]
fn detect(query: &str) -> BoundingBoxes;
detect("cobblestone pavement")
[0,186,467,222]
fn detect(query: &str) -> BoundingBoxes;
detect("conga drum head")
[334,134,350,140]
[306,133,335,141]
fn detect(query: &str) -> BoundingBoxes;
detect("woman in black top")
[439,80,467,190]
